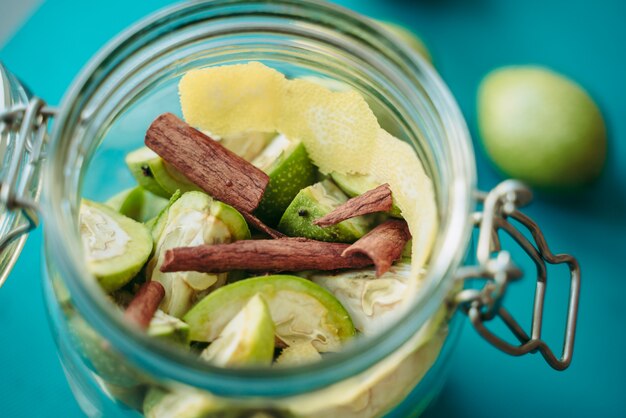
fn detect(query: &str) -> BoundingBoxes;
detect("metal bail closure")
[0,93,54,287]
[454,180,580,370]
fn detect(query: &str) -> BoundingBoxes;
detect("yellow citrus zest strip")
[179,62,438,276]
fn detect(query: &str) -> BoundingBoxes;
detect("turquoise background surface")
[1,0,624,416]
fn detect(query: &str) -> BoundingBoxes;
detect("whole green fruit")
[478,66,606,188]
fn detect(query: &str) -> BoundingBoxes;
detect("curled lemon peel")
[179,61,285,135]
[179,62,438,275]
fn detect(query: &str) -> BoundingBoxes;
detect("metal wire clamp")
[0,98,54,254]
[454,180,580,370]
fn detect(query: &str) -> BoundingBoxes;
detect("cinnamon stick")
[242,211,286,239]
[145,113,269,213]
[124,281,165,329]
[160,238,373,273]
[313,184,393,227]
[342,219,411,277]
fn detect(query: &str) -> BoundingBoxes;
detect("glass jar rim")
[43,0,476,397]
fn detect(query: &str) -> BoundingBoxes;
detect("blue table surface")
[1,0,625,417]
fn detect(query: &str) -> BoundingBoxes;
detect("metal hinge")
[0,97,55,253]
[454,180,580,370]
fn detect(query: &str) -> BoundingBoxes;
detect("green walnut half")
[106,186,169,223]
[147,191,250,318]
[147,310,190,345]
[125,147,200,198]
[68,316,141,388]
[200,294,275,367]
[184,275,355,353]
[310,262,416,336]
[80,199,153,292]
[253,134,317,226]
[331,171,402,217]
[143,387,222,418]
[278,180,371,243]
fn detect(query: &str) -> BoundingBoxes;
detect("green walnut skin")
[331,171,402,218]
[106,186,170,223]
[184,275,356,346]
[126,147,200,198]
[68,316,142,388]
[278,180,371,243]
[254,140,317,226]
[81,200,153,292]
[478,66,606,189]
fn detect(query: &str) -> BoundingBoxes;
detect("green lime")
[478,66,606,188]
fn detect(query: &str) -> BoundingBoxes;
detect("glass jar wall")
[41,1,475,416]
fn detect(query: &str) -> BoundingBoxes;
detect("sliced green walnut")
[68,316,141,388]
[52,276,73,314]
[143,387,168,417]
[101,381,147,411]
[80,200,153,292]
[278,180,371,243]
[105,186,145,221]
[184,275,355,352]
[126,147,200,198]
[125,148,167,198]
[279,305,448,418]
[148,310,190,344]
[310,263,417,336]
[147,191,250,318]
[200,294,275,367]
[143,387,285,418]
[401,238,413,259]
[210,130,276,161]
[143,387,222,418]
[106,186,169,223]
[146,189,182,232]
[252,134,317,226]
[275,342,322,366]
[142,192,171,223]
[331,172,402,218]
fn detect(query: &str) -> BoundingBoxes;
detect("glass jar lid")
[0,63,50,286]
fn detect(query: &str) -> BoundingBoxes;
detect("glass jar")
[0,1,580,417]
